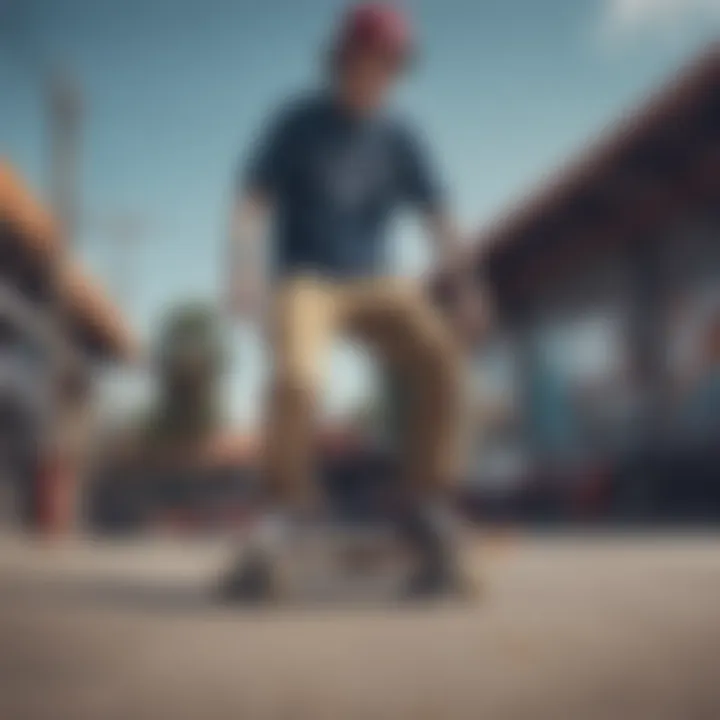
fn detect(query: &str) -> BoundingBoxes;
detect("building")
[454,44,720,521]
[0,161,135,532]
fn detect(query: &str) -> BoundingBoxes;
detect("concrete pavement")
[1,532,719,719]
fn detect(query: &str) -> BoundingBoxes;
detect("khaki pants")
[264,275,463,509]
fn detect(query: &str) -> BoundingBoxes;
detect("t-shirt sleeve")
[396,124,445,212]
[240,105,296,198]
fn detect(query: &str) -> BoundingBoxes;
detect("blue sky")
[2,0,719,426]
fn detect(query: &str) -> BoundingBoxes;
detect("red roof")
[431,42,720,292]
[483,42,719,260]
[0,163,57,258]
[61,260,138,360]
[0,162,136,360]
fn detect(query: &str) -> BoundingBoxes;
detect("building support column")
[35,362,93,535]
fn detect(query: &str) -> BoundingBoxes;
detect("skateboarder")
[225,2,481,599]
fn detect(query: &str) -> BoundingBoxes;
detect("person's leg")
[222,276,336,600]
[263,277,337,510]
[345,279,463,496]
[344,279,467,595]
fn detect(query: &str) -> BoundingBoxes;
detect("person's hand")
[226,269,268,326]
[422,213,494,345]
[435,244,493,346]
[225,193,271,325]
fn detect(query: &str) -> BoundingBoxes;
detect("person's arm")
[226,103,295,322]
[225,191,271,322]
[396,125,469,285]
[399,124,493,344]
[423,210,493,346]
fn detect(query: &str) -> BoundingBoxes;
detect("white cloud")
[603,0,720,36]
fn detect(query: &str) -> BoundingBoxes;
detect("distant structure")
[0,162,135,533]
[440,44,720,521]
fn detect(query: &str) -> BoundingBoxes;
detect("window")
[472,336,529,489]
[528,309,634,457]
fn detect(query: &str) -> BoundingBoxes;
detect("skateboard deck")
[276,522,413,603]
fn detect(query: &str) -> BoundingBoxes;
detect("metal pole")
[44,70,83,533]
[48,71,81,250]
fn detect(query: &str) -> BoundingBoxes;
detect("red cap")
[334,3,413,65]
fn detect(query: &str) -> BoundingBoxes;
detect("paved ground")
[1,532,719,720]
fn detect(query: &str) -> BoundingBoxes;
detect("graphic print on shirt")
[315,132,392,213]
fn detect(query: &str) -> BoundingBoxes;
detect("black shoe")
[400,504,470,600]
[404,564,462,599]
[218,550,284,604]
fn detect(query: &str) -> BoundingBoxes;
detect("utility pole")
[45,69,83,370]
[43,69,83,534]
[48,71,82,249]
[41,67,149,532]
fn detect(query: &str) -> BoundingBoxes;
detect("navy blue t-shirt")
[242,92,443,279]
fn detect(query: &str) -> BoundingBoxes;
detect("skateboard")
[218,518,479,605]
